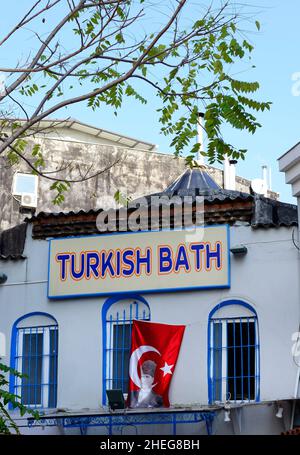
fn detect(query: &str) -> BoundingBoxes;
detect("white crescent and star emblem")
[129,345,160,388]
[129,345,174,387]
[160,362,174,377]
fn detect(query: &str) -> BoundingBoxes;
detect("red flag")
[128,320,185,408]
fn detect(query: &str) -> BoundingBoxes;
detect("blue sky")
[1,1,300,203]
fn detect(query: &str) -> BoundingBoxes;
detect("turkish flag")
[128,320,185,408]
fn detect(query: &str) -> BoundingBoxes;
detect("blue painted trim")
[48,224,225,241]
[9,312,58,410]
[48,284,230,300]
[208,299,258,321]
[101,294,150,406]
[227,225,231,289]
[207,299,259,405]
[47,224,231,299]
[255,318,261,402]
[207,314,212,404]
[47,326,59,408]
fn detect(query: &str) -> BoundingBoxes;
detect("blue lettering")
[122,249,135,276]
[174,245,190,272]
[115,250,121,277]
[101,251,115,277]
[86,252,100,279]
[206,242,221,270]
[190,244,205,270]
[136,248,151,275]
[70,253,85,280]
[159,246,173,273]
[56,253,70,280]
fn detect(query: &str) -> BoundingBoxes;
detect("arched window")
[10,313,58,409]
[102,295,150,404]
[208,300,260,404]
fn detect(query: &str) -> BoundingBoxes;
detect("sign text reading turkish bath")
[48,226,230,298]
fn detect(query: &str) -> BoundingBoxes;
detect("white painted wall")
[0,224,299,420]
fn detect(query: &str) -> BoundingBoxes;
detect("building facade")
[0,168,298,435]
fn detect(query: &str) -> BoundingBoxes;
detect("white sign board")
[48,226,230,299]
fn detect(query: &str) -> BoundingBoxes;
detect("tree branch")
[0,0,187,154]
[0,0,61,47]
[0,0,88,102]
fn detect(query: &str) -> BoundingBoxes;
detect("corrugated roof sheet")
[22,168,298,240]
[0,254,26,261]
[25,192,298,239]
[135,189,253,205]
[26,208,103,222]
[252,195,298,228]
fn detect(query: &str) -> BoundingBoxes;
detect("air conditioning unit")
[20,193,37,209]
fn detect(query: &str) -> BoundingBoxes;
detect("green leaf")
[115,33,125,44]
[141,66,147,77]
[114,190,132,207]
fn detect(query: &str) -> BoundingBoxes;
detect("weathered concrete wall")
[0,136,277,231]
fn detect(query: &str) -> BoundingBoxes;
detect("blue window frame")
[102,295,150,404]
[208,300,260,404]
[10,313,58,409]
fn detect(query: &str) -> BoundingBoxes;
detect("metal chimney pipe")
[223,157,237,190]
[262,165,268,189]
[197,112,205,165]
[223,156,231,189]
[229,159,237,191]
